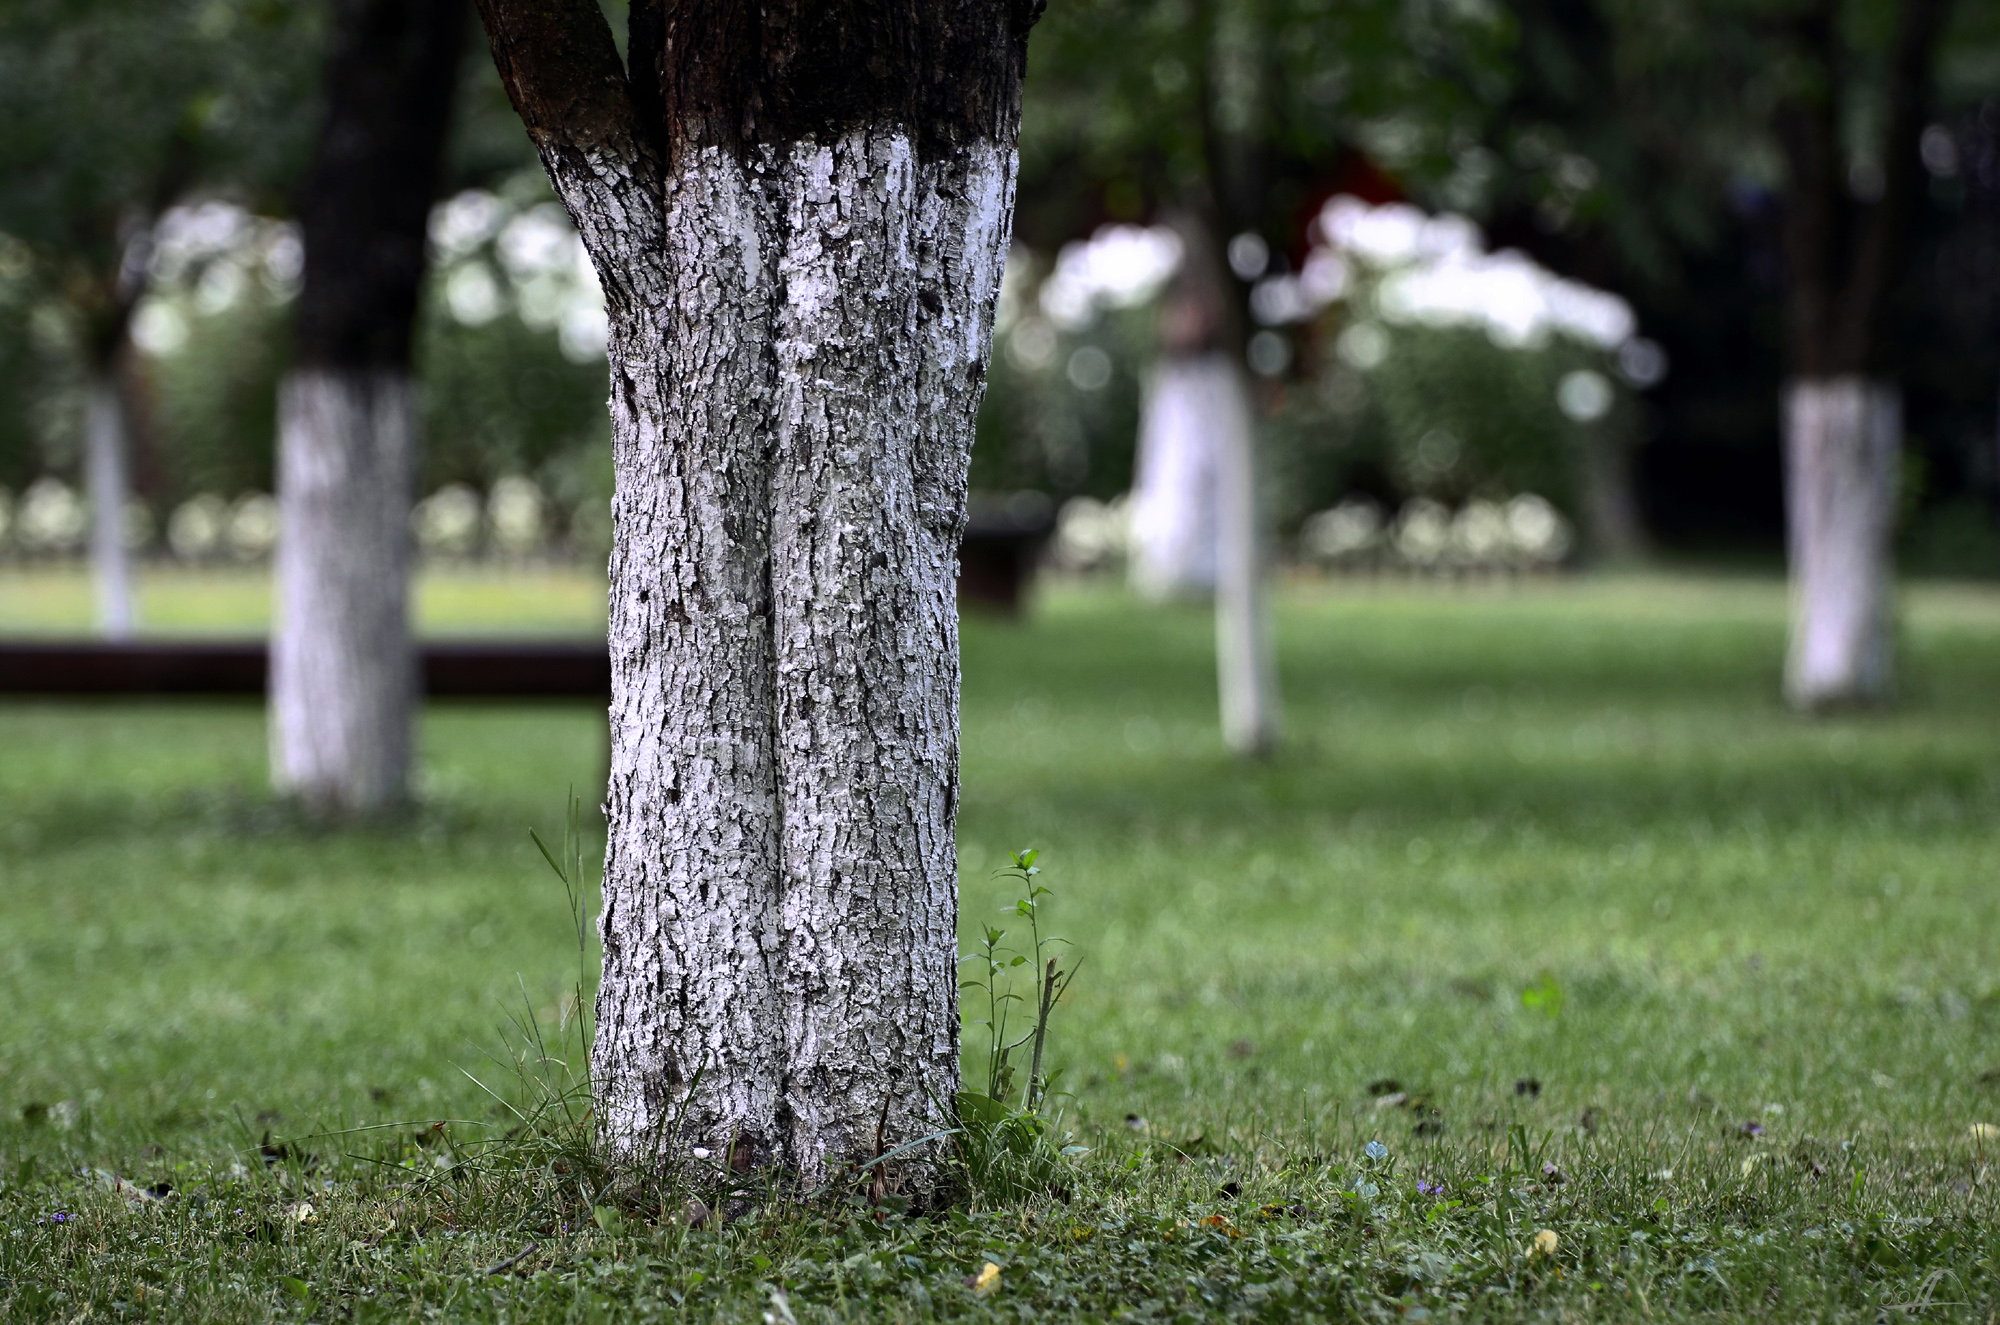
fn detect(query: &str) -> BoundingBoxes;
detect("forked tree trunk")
[270,370,416,810]
[477,0,1035,1198]
[1783,377,1898,707]
[1129,358,1220,597]
[270,0,464,814]
[83,375,136,640]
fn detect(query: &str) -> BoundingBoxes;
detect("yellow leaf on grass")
[973,1262,1001,1296]
[1971,1123,2000,1142]
[1530,1229,1559,1257]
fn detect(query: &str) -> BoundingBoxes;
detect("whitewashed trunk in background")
[592,134,1013,1196]
[1128,357,1219,597]
[269,368,416,813]
[1783,377,1898,708]
[1206,355,1280,756]
[84,377,136,640]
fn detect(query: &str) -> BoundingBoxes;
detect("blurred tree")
[1007,0,1510,754]
[0,0,318,630]
[1475,0,1966,701]
[1772,0,1954,708]
[270,0,468,816]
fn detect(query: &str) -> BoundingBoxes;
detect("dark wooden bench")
[0,640,610,697]
[0,510,1053,697]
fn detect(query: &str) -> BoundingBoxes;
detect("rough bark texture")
[476,0,1031,1197]
[272,0,465,812]
[1784,378,1899,708]
[270,370,417,812]
[84,376,135,641]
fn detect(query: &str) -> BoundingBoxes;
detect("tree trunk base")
[269,368,416,815]
[1783,377,1898,710]
[85,377,136,641]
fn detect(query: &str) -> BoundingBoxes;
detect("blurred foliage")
[1015,0,1513,247]
[974,305,1148,501]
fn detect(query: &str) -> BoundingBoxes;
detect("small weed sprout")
[956,849,1083,1200]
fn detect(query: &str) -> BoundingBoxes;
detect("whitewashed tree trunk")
[84,376,136,640]
[767,135,1011,1181]
[479,0,1033,1203]
[1783,376,1899,708]
[1206,356,1280,755]
[269,369,415,813]
[1128,357,1219,597]
[584,140,1012,1191]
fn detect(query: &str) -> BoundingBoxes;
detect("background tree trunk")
[1579,427,1648,563]
[270,0,465,814]
[271,371,417,809]
[1784,378,1899,707]
[476,0,1035,1199]
[1773,0,1950,710]
[1128,360,1219,597]
[1209,353,1279,755]
[1132,209,1279,752]
[84,375,135,640]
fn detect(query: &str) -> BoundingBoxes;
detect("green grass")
[5,572,2000,1320]
[0,563,606,636]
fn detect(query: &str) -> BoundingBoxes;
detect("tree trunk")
[1134,209,1279,751]
[1204,354,1279,754]
[1772,0,1948,710]
[1783,377,1898,708]
[84,375,136,640]
[1578,426,1648,563]
[475,0,1035,1199]
[270,370,417,811]
[271,0,465,813]
[591,132,1013,1200]
[1128,358,1219,597]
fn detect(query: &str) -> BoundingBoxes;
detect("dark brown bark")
[293,0,469,369]
[631,0,1041,163]
[1777,0,1952,378]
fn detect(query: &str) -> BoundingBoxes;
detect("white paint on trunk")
[594,144,788,1176]
[269,368,416,814]
[1127,358,1219,597]
[84,377,136,640]
[768,133,1011,1182]
[1783,376,1898,708]
[1205,355,1280,756]
[585,133,1016,1196]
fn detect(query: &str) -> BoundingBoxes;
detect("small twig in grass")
[483,1242,539,1276]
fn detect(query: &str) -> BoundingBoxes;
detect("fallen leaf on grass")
[970,1262,1001,1296]
[1530,1229,1559,1257]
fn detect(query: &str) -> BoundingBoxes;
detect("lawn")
[3,570,2000,1320]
